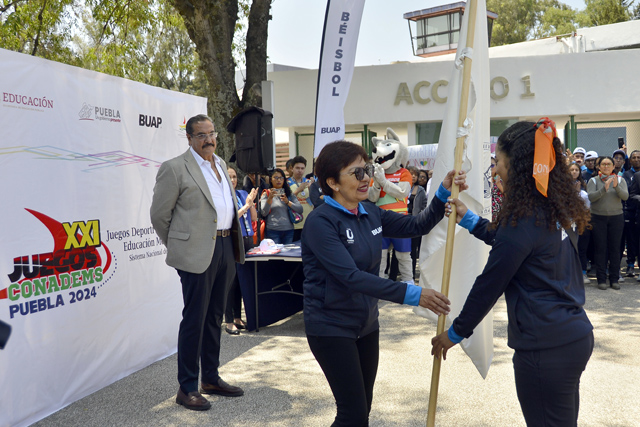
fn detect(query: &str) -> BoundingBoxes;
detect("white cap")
[573,147,586,155]
[259,238,277,251]
[585,151,598,160]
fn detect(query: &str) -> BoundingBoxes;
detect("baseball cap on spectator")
[585,151,598,160]
[613,149,626,158]
[573,147,586,155]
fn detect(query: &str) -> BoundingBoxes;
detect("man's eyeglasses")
[190,131,218,141]
[342,163,375,181]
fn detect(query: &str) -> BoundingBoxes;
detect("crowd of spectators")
[239,155,435,286]
[567,144,639,290]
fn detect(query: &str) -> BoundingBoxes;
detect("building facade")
[267,20,640,168]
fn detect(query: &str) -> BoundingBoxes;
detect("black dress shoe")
[176,388,211,411]
[225,325,240,335]
[234,319,247,330]
[201,378,244,397]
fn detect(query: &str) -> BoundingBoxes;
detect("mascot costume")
[368,128,414,284]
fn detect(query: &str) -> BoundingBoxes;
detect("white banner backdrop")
[313,0,365,157]
[0,48,207,427]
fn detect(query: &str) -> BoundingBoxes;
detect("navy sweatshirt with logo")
[451,211,593,351]
[301,190,446,339]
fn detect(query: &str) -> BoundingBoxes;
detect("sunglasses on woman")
[343,163,375,181]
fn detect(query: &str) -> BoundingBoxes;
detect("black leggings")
[514,331,594,427]
[307,330,379,427]
[577,228,591,272]
[224,274,242,323]
[411,236,422,280]
[591,213,624,284]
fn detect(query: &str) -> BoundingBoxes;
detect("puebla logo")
[0,209,113,319]
[78,102,122,123]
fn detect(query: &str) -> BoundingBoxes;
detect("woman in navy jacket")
[432,120,593,426]
[302,140,466,426]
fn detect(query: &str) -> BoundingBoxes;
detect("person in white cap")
[573,147,587,170]
[583,151,598,181]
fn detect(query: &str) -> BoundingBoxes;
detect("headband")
[532,117,557,197]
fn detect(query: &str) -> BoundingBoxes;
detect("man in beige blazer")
[151,114,245,411]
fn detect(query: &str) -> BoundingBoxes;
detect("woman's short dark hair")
[270,168,292,197]
[315,140,369,197]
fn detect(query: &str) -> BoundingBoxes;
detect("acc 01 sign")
[0,209,113,319]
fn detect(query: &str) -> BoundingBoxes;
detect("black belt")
[216,229,231,237]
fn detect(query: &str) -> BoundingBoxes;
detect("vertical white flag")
[313,0,365,158]
[414,0,494,378]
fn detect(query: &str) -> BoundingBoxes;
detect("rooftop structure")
[404,1,498,57]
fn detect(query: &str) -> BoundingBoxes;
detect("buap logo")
[139,114,162,128]
[0,209,113,319]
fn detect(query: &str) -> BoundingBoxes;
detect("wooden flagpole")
[426,0,479,425]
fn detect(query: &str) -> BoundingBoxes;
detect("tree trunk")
[171,0,271,162]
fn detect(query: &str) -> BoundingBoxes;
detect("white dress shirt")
[190,147,234,229]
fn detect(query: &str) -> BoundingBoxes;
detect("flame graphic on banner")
[0,209,112,299]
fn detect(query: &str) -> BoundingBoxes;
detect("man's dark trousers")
[176,235,235,394]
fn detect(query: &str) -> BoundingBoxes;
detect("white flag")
[414,0,494,379]
[314,0,365,158]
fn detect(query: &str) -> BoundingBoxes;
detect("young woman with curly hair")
[432,120,593,426]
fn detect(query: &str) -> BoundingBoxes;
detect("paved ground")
[34,278,640,427]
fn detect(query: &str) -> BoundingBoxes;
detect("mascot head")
[371,128,409,173]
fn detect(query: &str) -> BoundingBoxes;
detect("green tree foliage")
[0,0,79,64]
[535,1,578,38]
[578,0,632,26]
[77,1,207,95]
[487,0,540,45]
[487,0,636,46]
[0,0,209,95]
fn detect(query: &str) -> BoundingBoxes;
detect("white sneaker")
[583,274,591,285]
[619,275,625,283]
